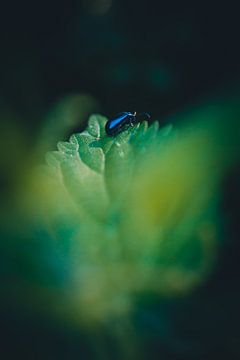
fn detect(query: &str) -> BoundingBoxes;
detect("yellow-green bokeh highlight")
[7,100,240,328]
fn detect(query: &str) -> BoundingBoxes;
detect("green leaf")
[37,107,240,323]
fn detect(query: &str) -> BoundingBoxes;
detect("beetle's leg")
[130,112,137,126]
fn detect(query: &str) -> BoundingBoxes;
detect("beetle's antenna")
[138,112,151,119]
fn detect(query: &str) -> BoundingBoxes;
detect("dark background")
[0,1,240,359]
[1,1,240,131]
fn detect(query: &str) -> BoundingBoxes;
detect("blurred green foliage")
[1,1,240,356]
[1,97,239,358]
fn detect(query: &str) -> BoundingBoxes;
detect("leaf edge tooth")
[57,141,78,153]
[151,120,160,132]
[159,123,173,137]
[69,134,79,148]
[45,151,63,168]
[87,115,101,137]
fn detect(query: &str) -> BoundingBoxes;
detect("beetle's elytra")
[105,111,150,136]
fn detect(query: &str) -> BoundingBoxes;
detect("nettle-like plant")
[25,104,239,326]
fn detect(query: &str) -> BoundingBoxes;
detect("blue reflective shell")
[105,112,137,136]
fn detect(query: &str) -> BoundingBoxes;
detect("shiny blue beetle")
[105,111,150,136]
